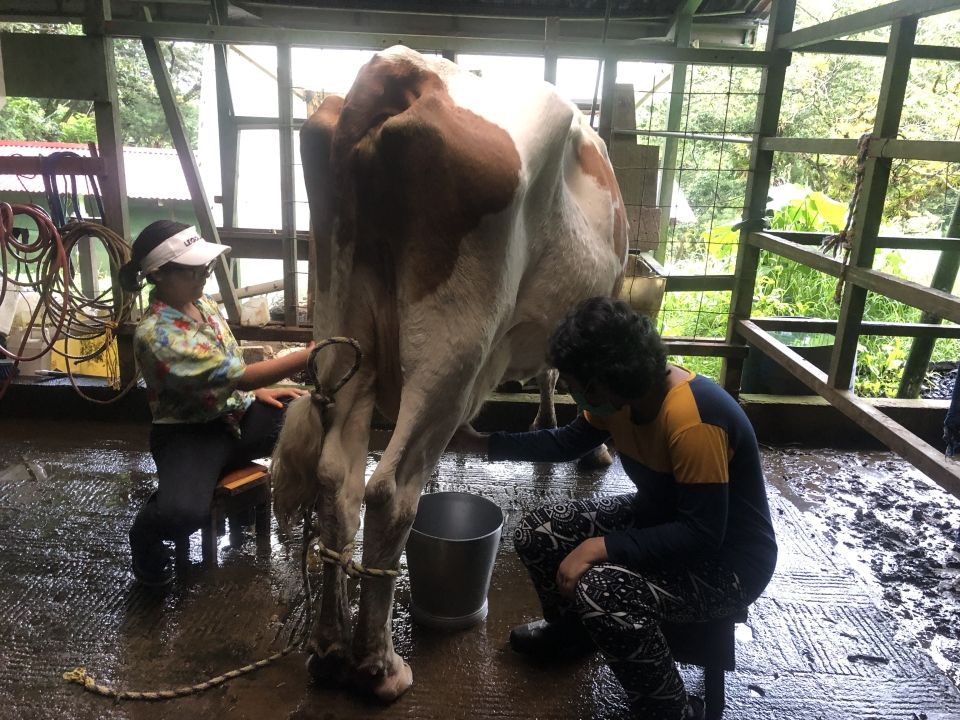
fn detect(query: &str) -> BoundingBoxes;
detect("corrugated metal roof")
[3,0,771,23]
[0,141,190,202]
[234,0,770,20]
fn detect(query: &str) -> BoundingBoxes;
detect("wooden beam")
[847,266,960,325]
[213,0,238,229]
[228,324,313,343]
[543,16,559,85]
[769,230,960,252]
[103,19,778,64]
[798,39,960,61]
[216,228,310,258]
[666,0,704,44]
[761,136,960,163]
[748,232,844,277]
[664,339,748,358]
[0,156,104,176]
[656,3,694,263]
[752,316,960,339]
[774,0,960,51]
[722,0,795,393]
[830,18,916,390]
[0,33,109,101]
[141,32,241,322]
[748,232,960,328]
[760,137,859,155]
[597,55,618,148]
[897,194,960,397]
[277,43,299,327]
[738,319,960,500]
[664,275,736,292]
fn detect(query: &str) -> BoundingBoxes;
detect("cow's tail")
[270,395,326,536]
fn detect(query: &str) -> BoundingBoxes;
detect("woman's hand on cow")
[254,386,309,408]
[447,424,489,455]
[556,537,608,598]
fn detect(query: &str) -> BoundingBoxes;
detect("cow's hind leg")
[351,367,481,701]
[303,375,376,687]
[531,367,559,430]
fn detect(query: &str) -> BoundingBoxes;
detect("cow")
[270,45,628,701]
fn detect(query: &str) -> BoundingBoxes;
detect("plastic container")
[741,328,853,394]
[405,491,504,631]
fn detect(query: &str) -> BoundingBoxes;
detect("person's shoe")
[509,618,594,660]
[681,695,705,720]
[131,552,174,587]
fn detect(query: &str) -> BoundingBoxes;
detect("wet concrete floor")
[1,418,959,719]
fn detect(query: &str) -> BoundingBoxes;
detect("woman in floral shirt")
[119,220,314,587]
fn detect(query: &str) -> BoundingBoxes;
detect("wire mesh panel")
[608,63,762,360]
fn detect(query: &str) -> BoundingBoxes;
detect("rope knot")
[63,667,87,684]
[309,537,398,579]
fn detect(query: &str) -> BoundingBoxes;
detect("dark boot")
[509,618,595,660]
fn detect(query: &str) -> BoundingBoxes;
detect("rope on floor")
[63,509,318,701]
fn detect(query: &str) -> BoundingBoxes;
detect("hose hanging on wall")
[0,203,136,403]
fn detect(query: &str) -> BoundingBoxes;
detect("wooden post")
[896,194,960,397]
[544,17,559,85]
[277,43,299,327]
[141,30,242,322]
[828,18,916,390]
[721,0,796,393]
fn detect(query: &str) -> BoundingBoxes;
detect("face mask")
[570,389,619,418]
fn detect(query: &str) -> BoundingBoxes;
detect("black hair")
[118,220,191,293]
[547,296,668,399]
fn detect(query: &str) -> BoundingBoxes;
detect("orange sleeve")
[668,423,730,485]
[582,409,608,430]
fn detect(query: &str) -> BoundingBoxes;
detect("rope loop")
[304,336,362,408]
[308,537,399,579]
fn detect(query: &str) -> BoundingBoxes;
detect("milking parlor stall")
[3,1,960,718]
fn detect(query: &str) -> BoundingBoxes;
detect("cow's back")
[300,46,627,400]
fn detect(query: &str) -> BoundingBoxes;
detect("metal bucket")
[405,491,504,631]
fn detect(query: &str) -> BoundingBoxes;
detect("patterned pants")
[514,494,747,720]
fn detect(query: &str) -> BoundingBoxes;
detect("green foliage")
[0,97,60,140]
[59,113,97,143]
[0,23,202,149]
[666,183,960,395]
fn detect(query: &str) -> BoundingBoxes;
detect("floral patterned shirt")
[135,292,254,429]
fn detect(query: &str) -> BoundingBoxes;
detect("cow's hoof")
[306,643,353,688]
[357,654,413,702]
[577,444,614,470]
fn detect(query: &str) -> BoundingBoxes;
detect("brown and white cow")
[270,45,627,701]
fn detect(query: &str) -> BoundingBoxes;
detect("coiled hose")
[0,202,136,402]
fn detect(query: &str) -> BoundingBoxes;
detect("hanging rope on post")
[821,132,872,303]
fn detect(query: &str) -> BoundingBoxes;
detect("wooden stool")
[173,463,271,567]
[662,607,749,720]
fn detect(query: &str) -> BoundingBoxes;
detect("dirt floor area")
[1,418,959,719]
[764,446,960,689]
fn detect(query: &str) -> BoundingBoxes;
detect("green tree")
[0,22,203,149]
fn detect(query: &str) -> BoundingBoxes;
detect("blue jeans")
[129,401,285,564]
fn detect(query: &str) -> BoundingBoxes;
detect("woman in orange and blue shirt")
[453,297,777,720]
[119,220,313,587]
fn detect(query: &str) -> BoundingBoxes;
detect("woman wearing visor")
[119,220,313,587]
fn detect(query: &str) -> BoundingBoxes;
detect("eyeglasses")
[165,261,216,280]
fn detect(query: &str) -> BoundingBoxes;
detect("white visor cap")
[140,226,230,278]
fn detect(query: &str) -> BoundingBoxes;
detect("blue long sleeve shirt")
[488,372,777,599]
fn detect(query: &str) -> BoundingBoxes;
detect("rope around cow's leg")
[307,538,399,579]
